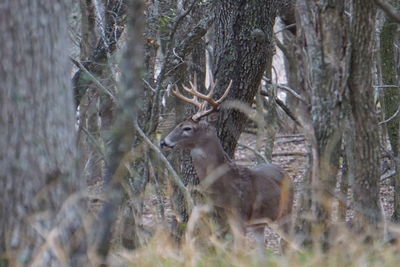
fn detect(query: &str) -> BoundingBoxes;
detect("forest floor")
[87,132,395,256]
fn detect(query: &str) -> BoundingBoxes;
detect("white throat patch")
[191,147,206,158]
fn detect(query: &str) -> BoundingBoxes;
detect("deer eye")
[182,127,192,132]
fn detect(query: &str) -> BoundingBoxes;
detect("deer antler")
[172,75,232,121]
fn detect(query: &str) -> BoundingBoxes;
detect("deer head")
[160,78,232,150]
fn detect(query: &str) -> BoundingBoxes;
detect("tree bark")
[213,0,278,157]
[72,0,127,108]
[94,0,145,261]
[0,0,87,265]
[296,0,349,249]
[348,0,382,233]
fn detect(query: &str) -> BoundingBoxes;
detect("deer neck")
[190,132,229,180]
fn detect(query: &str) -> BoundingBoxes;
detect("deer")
[160,79,293,251]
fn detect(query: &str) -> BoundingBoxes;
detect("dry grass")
[83,133,400,266]
[106,224,400,267]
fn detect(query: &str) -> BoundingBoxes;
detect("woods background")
[1,0,400,266]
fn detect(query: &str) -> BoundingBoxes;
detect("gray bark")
[0,0,87,265]
[297,0,349,249]
[349,0,382,232]
[94,0,145,261]
[213,0,278,157]
[170,1,209,241]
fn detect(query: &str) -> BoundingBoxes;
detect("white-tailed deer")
[160,79,293,250]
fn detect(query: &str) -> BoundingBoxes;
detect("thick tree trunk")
[296,0,349,249]
[348,0,382,233]
[213,0,278,157]
[276,1,315,246]
[0,0,87,265]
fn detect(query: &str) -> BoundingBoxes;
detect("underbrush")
[110,229,400,267]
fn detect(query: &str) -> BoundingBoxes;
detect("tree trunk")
[348,0,382,233]
[213,0,278,157]
[94,0,145,261]
[0,0,87,265]
[279,1,302,133]
[75,0,126,185]
[296,0,349,249]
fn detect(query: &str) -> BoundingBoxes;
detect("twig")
[80,126,107,162]
[373,84,399,88]
[379,103,400,125]
[374,0,400,24]
[260,88,303,127]
[133,119,194,210]
[72,0,126,107]
[272,151,309,157]
[274,23,296,34]
[276,134,305,138]
[381,170,397,181]
[237,143,269,163]
[70,57,116,102]
[169,0,200,44]
[142,78,156,92]
[263,77,308,104]
[275,137,305,145]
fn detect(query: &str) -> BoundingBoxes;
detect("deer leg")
[252,225,265,253]
[278,216,292,253]
[226,212,246,251]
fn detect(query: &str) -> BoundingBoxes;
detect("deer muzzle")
[160,139,174,149]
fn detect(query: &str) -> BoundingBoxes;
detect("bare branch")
[274,23,296,34]
[147,13,214,134]
[80,126,107,162]
[373,84,399,88]
[381,170,397,181]
[374,0,400,24]
[263,77,308,104]
[133,119,194,210]
[272,151,309,157]
[237,143,269,163]
[72,0,127,107]
[379,103,400,125]
[70,57,116,101]
[260,88,303,127]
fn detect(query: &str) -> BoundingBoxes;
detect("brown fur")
[161,116,293,246]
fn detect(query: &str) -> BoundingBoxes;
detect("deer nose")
[160,139,174,149]
[160,140,166,148]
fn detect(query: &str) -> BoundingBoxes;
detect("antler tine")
[172,78,233,121]
[172,85,202,108]
[216,80,232,104]
[192,102,215,121]
[182,79,232,110]
[207,79,216,98]
[182,79,219,108]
